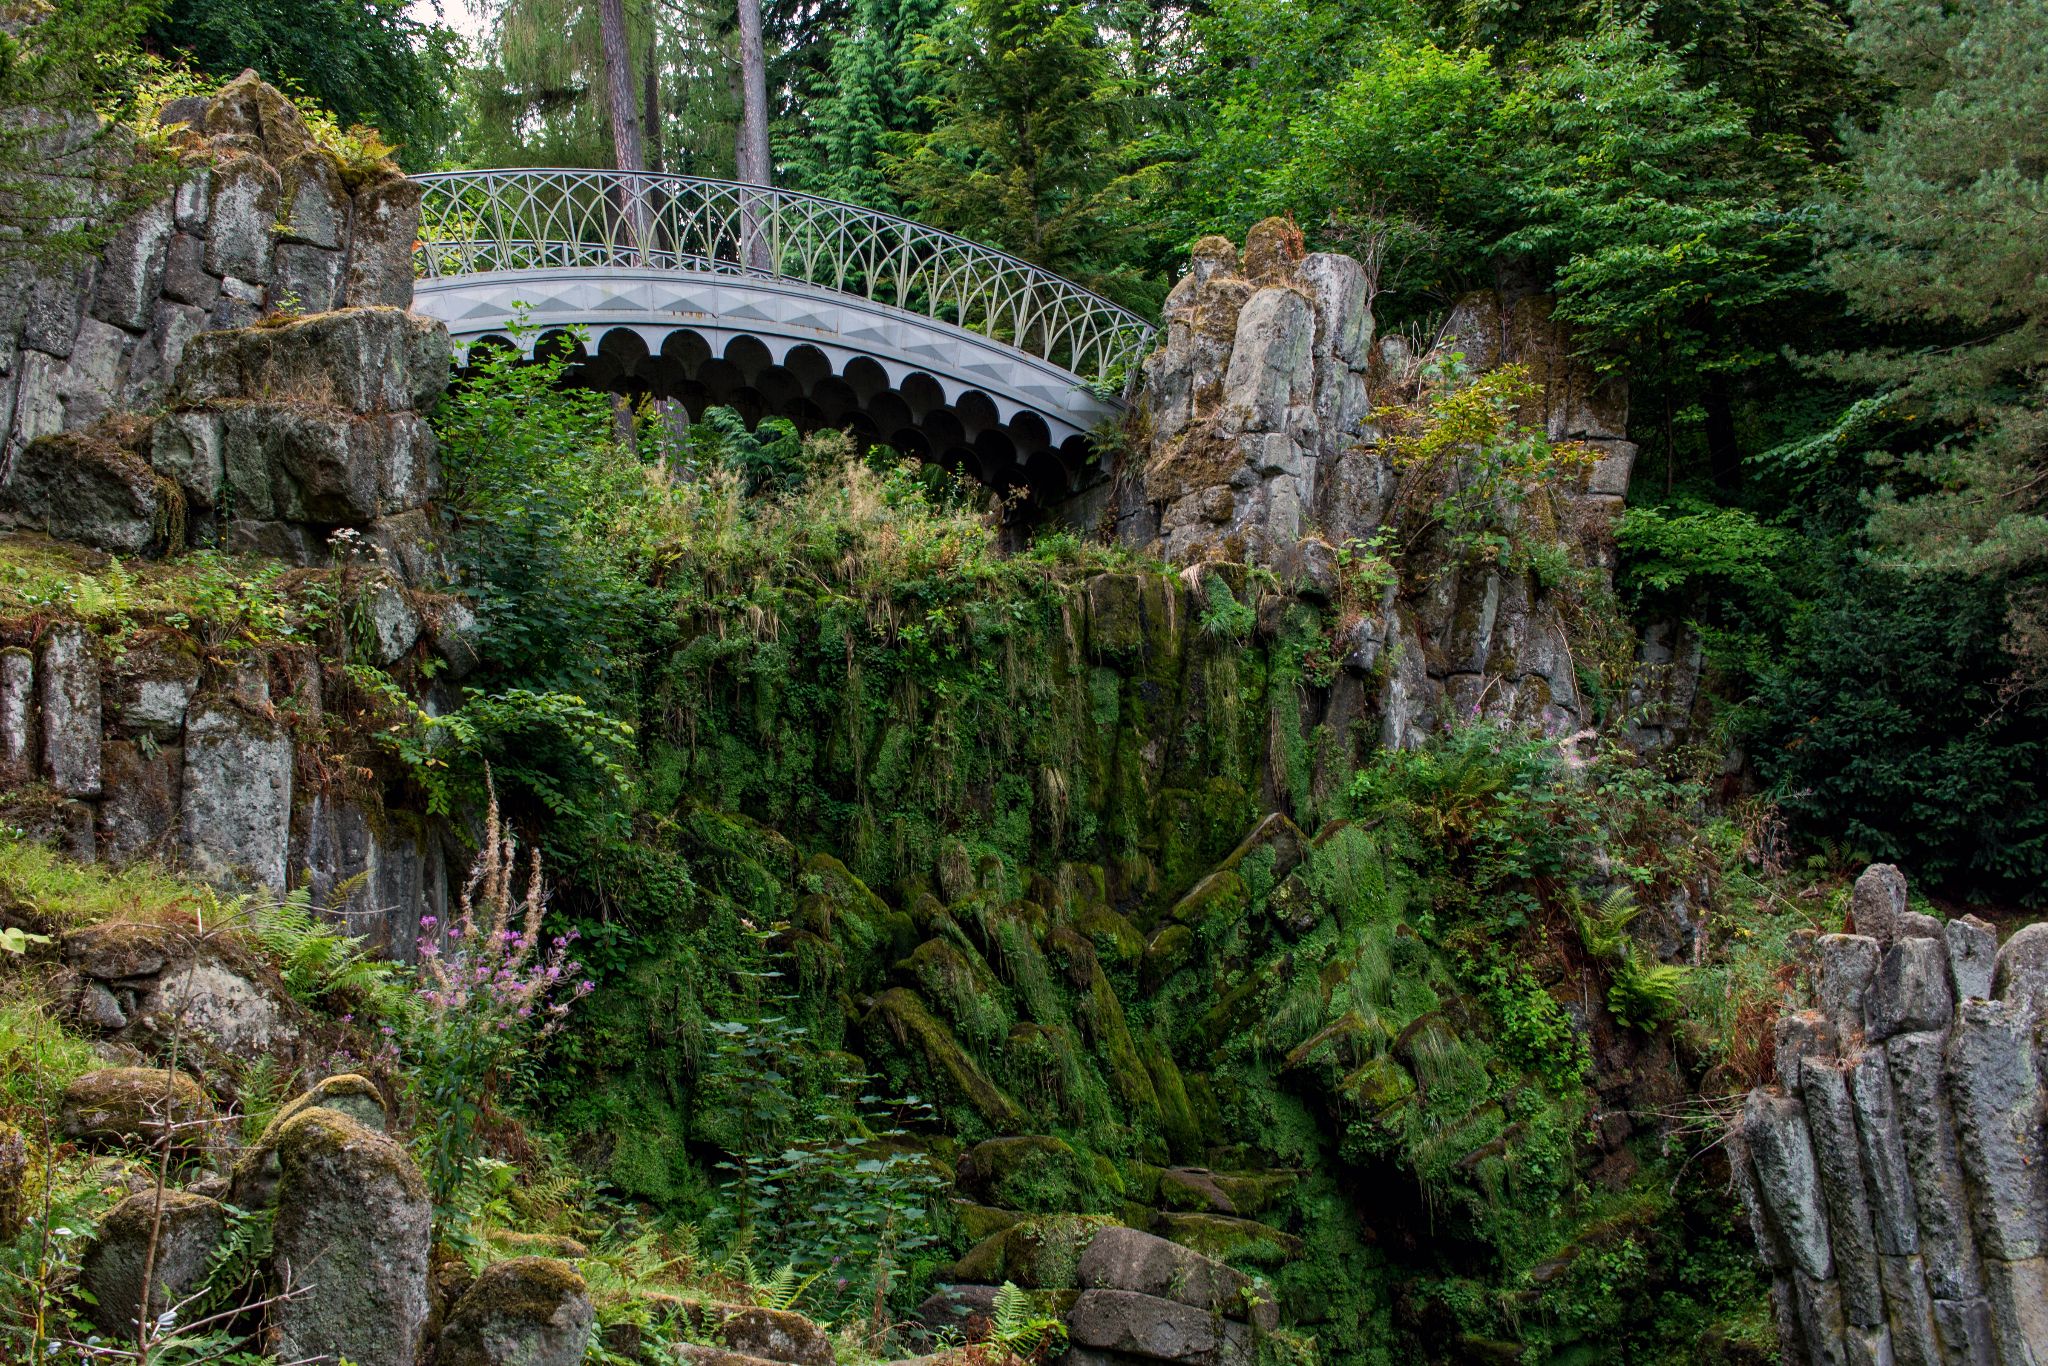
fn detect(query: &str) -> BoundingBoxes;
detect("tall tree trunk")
[598,0,646,172]
[734,0,771,186]
[643,44,662,174]
[734,0,773,269]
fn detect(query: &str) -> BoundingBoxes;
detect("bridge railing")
[412,169,1156,387]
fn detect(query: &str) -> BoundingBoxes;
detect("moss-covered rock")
[956,1135,1117,1214]
[701,1304,834,1366]
[271,1107,431,1366]
[80,1189,226,1334]
[864,987,1026,1134]
[438,1257,595,1366]
[946,1212,1119,1288]
[0,1122,22,1239]
[60,1066,214,1149]
[63,920,183,980]
[231,1077,389,1207]
[1154,1212,1304,1266]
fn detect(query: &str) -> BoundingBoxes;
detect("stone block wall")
[1123,221,1635,746]
[1733,863,2048,1366]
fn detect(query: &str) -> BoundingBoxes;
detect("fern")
[243,883,398,1010]
[988,1281,1067,1358]
[750,1263,819,1312]
[184,1205,275,1323]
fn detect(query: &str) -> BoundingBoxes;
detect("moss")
[955,1135,1117,1214]
[864,988,1026,1135]
[61,1067,214,1146]
[1155,1212,1305,1267]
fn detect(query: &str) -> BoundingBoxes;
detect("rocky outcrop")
[1733,864,2048,1365]
[0,71,419,476]
[0,621,456,947]
[58,922,303,1078]
[1123,224,1630,744]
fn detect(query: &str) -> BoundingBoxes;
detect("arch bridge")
[410,169,1156,494]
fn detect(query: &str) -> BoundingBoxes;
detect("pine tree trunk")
[643,45,662,174]
[734,0,772,269]
[599,0,646,173]
[735,0,771,186]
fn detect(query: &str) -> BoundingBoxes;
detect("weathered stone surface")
[1775,1009,1839,1093]
[346,177,425,308]
[1945,917,1998,1003]
[1068,1289,1253,1366]
[1851,1051,1922,1257]
[177,308,451,415]
[1852,865,1910,945]
[274,242,346,314]
[204,156,282,282]
[1866,939,1953,1044]
[233,1080,389,1209]
[437,1257,595,1366]
[60,1066,214,1147]
[1,431,167,555]
[99,740,183,866]
[1980,1257,2048,1366]
[123,302,210,408]
[1847,1325,1897,1366]
[1077,1225,1275,1330]
[90,198,175,333]
[130,952,298,1062]
[38,624,101,796]
[1886,1031,1983,1301]
[1744,1091,1834,1281]
[1992,924,2048,1009]
[1930,1297,1995,1366]
[710,1306,834,1366]
[1793,1271,1851,1366]
[279,151,347,248]
[178,701,293,891]
[173,169,212,229]
[80,1190,225,1335]
[160,231,220,307]
[1880,1254,1943,1366]
[271,1107,431,1366]
[0,647,34,786]
[1944,1001,2046,1261]
[1819,935,1882,1039]
[1804,1060,1886,1325]
[148,410,225,511]
[915,1283,1000,1339]
[957,1136,1106,1213]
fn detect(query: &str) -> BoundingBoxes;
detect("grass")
[0,532,341,646]
[0,830,205,933]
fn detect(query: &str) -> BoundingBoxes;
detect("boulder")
[346,178,425,308]
[1816,935,1881,1039]
[916,1283,1000,1340]
[90,198,175,333]
[80,1190,226,1335]
[233,1077,389,1207]
[64,921,180,981]
[364,579,422,663]
[437,1257,595,1366]
[710,1306,834,1366]
[956,1136,1104,1214]
[1067,1288,1253,1366]
[1078,1226,1275,1330]
[60,1067,215,1149]
[203,155,283,283]
[270,1107,432,1366]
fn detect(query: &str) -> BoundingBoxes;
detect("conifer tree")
[1817,0,2048,663]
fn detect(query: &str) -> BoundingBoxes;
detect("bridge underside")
[412,268,1126,497]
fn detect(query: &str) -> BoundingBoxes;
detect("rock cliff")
[1120,220,1636,745]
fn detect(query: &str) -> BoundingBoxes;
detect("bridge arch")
[409,170,1156,491]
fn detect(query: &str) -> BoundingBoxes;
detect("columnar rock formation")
[0,71,419,472]
[1734,864,2048,1366]
[1123,221,1635,744]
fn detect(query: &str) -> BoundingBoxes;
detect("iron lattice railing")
[413,168,1156,387]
